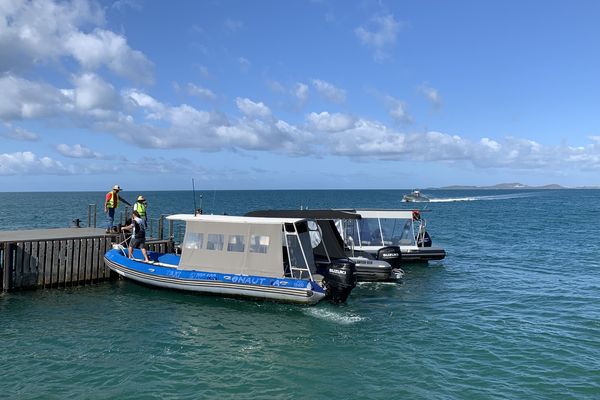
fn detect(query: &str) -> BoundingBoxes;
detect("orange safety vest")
[106,191,119,209]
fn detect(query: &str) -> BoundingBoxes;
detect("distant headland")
[434,182,600,190]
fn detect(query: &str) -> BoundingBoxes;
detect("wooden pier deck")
[0,228,173,292]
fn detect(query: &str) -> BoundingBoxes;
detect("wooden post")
[0,243,3,290]
[14,242,23,289]
[158,216,164,240]
[66,239,74,287]
[1,243,11,291]
[51,240,60,288]
[84,238,93,285]
[73,239,81,284]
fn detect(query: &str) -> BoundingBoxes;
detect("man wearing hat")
[104,185,131,233]
[133,195,148,225]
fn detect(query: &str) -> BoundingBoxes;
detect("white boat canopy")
[348,209,415,219]
[166,214,314,278]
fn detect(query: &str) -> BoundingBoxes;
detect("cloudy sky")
[1,0,600,191]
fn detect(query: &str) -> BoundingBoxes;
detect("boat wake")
[428,192,538,203]
[357,281,398,287]
[303,308,365,325]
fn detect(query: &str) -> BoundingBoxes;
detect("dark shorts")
[130,237,146,249]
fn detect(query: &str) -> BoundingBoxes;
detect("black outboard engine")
[377,246,402,269]
[318,258,357,303]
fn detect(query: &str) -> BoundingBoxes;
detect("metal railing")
[82,205,185,243]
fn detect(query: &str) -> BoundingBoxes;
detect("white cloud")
[385,96,412,124]
[0,0,153,83]
[418,84,442,109]
[267,80,286,94]
[224,18,244,32]
[238,57,251,72]
[65,29,154,84]
[0,151,75,175]
[0,0,104,72]
[122,88,166,117]
[187,83,216,100]
[92,91,315,154]
[111,0,142,11]
[65,86,600,172]
[56,143,102,159]
[71,73,118,111]
[294,82,309,105]
[0,74,71,120]
[355,14,401,61]
[311,79,346,103]
[307,112,355,132]
[196,64,210,78]
[235,97,271,119]
[1,123,39,141]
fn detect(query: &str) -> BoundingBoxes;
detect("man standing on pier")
[104,185,131,233]
[134,195,148,225]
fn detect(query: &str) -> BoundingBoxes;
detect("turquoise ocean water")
[1,189,599,399]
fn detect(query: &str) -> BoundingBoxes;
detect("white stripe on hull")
[105,258,325,305]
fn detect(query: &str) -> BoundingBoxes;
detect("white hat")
[113,185,121,190]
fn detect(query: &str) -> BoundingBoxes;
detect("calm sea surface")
[1,189,599,399]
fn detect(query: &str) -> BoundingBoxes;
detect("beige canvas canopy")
[167,214,309,277]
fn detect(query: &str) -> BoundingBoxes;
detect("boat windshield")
[340,217,416,247]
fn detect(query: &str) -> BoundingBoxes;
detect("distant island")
[434,182,600,190]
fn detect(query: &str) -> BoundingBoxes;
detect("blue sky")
[1,0,600,191]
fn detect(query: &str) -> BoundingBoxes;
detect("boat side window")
[357,218,377,246]
[341,220,358,246]
[286,235,308,270]
[379,218,402,246]
[227,235,246,252]
[362,218,379,245]
[249,235,270,254]
[398,219,416,245]
[206,233,224,251]
[183,232,204,249]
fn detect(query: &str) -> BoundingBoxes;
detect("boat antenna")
[192,178,203,215]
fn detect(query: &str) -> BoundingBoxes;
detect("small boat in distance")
[104,214,357,305]
[402,190,430,202]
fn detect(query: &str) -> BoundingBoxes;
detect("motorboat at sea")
[104,214,357,304]
[336,209,446,262]
[402,190,430,202]
[246,209,404,282]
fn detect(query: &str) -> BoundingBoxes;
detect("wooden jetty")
[0,228,173,292]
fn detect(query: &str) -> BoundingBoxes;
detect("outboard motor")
[320,258,357,304]
[377,246,402,269]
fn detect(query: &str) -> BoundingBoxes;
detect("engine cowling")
[321,259,357,303]
[377,246,402,269]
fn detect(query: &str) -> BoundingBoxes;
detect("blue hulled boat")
[104,214,356,304]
